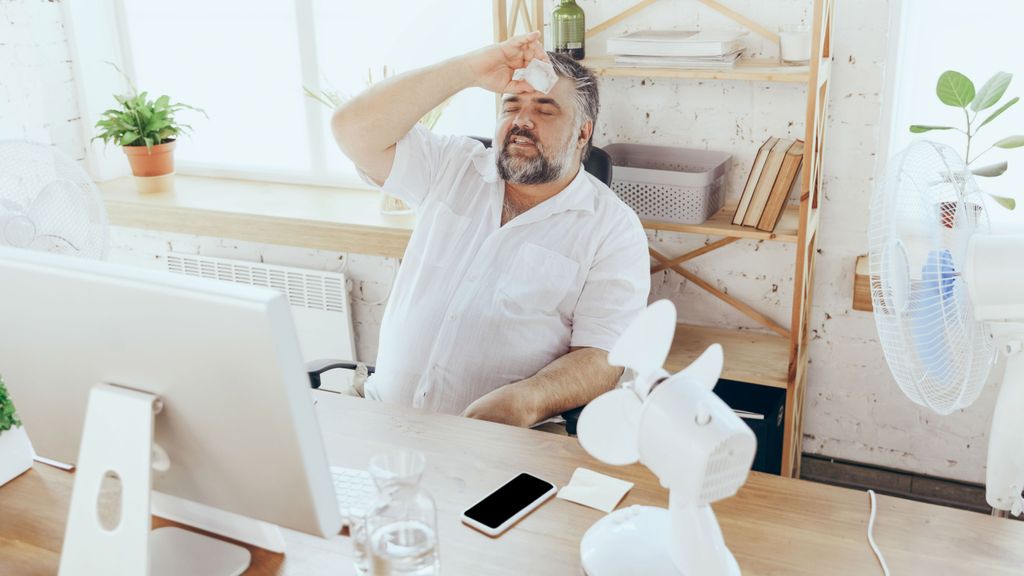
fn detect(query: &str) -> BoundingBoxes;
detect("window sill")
[99,175,414,259]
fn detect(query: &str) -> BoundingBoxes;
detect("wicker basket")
[604,143,731,225]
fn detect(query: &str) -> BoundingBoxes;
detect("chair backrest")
[467,136,613,187]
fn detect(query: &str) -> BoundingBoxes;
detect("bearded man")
[331,32,650,427]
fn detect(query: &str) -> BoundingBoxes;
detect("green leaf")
[978,96,1018,130]
[120,131,139,146]
[910,125,955,133]
[989,194,1016,210]
[994,135,1024,148]
[971,72,1012,112]
[972,161,1008,177]
[936,70,976,108]
[155,95,170,109]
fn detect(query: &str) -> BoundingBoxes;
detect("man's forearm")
[330,56,475,175]
[514,347,623,425]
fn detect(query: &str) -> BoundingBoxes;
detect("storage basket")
[604,143,731,225]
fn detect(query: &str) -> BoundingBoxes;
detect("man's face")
[495,78,588,185]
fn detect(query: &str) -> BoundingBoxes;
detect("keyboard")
[331,466,375,522]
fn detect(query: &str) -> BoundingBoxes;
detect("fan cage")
[0,140,109,260]
[868,141,994,414]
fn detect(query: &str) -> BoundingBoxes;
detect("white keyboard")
[331,466,375,522]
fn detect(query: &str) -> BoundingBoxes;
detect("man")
[332,32,650,427]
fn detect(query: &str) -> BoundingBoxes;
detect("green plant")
[0,375,21,434]
[94,63,205,152]
[304,66,449,130]
[910,70,1021,210]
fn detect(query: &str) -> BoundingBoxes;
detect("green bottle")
[552,0,585,60]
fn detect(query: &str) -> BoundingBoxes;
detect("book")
[743,138,794,227]
[732,137,777,225]
[607,29,747,58]
[756,140,805,232]
[613,50,743,69]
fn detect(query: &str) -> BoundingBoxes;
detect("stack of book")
[732,137,804,232]
[606,30,746,69]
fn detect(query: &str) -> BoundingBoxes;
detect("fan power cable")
[866,489,891,576]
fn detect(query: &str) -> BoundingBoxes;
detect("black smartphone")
[461,472,557,536]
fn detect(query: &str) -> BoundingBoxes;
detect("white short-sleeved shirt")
[362,125,650,415]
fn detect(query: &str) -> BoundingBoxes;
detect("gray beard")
[496,132,577,185]
[497,146,563,185]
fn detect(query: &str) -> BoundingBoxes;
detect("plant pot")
[0,426,33,487]
[937,201,983,229]
[123,139,176,177]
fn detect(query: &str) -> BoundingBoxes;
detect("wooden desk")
[3,393,1024,575]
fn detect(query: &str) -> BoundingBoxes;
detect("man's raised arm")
[330,31,547,186]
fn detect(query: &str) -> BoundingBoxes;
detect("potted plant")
[911,70,1022,214]
[94,70,204,192]
[0,374,33,487]
[305,67,449,214]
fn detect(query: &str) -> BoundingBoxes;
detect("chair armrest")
[306,359,375,389]
[561,405,586,436]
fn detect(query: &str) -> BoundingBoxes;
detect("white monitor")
[0,246,342,574]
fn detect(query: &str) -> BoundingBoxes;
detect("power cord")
[867,490,891,576]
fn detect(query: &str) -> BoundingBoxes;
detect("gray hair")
[546,51,599,161]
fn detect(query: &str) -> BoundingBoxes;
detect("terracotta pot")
[123,140,176,177]
[0,426,33,487]
[937,201,983,229]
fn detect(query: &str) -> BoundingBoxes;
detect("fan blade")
[672,344,724,390]
[607,299,677,376]
[577,388,643,466]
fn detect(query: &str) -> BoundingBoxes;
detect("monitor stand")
[58,383,251,576]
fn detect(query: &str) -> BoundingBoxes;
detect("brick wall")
[0,0,995,483]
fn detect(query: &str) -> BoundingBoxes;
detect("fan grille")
[0,140,108,259]
[868,141,993,414]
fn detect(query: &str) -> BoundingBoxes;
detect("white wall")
[2,0,1009,483]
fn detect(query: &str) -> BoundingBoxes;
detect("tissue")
[512,58,558,94]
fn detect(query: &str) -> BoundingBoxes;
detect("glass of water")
[365,449,440,576]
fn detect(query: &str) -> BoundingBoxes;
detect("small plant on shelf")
[93,63,206,179]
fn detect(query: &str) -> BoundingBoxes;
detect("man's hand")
[463,31,549,94]
[460,383,539,428]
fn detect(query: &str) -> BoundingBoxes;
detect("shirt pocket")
[422,202,471,268]
[497,243,580,314]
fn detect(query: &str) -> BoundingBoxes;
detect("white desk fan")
[0,140,109,259]
[576,299,757,576]
[869,140,1024,514]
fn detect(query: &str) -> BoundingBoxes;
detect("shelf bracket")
[694,0,780,44]
[650,246,790,338]
[650,237,739,274]
[585,0,659,39]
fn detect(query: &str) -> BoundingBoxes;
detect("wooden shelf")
[99,175,414,259]
[582,57,810,83]
[665,323,790,389]
[642,203,800,242]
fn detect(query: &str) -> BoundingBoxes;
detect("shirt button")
[449,313,458,321]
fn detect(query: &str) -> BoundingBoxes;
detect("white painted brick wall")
[0,0,994,483]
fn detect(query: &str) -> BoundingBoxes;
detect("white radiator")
[166,254,357,393]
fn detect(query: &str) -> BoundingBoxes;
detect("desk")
[2,392,1024,575]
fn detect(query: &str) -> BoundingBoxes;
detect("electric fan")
[869,140,1024,514]
[576,299,756,576]
[0,140,109,259]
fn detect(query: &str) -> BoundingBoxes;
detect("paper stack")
[607,29,747,68]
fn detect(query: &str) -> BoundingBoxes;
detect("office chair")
[308,136,612,435]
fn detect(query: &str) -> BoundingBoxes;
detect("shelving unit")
[495,0,835,478]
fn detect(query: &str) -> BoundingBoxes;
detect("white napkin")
[512,58,558,94]
[557,467,634,513]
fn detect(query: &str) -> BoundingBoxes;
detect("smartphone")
[461,473,557,537]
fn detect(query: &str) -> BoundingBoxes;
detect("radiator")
[166,254,357,393]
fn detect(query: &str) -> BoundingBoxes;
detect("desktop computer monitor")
[0,246,342,570]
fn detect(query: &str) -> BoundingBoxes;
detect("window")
[117,0,495,187]
[885,0,1024,225]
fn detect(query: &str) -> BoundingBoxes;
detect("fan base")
[580,505,739,576]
